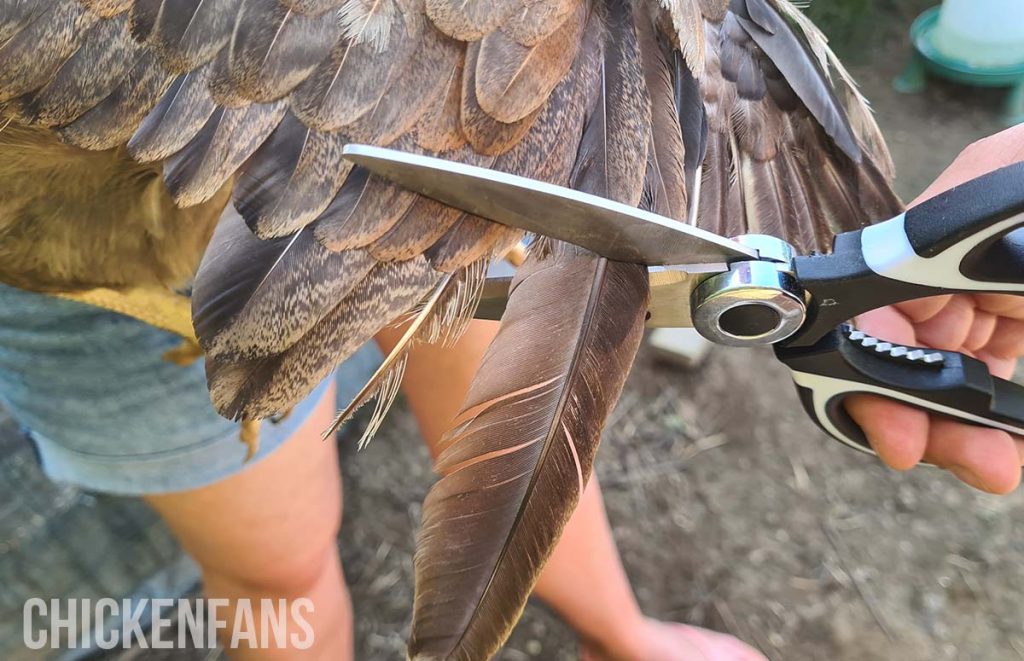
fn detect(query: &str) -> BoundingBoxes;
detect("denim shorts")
[0,284,379,496]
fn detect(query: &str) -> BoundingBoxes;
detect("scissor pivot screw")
[692,261,807,347]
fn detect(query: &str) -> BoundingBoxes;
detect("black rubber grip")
[904,162,1024,258]
[776,327,1024,454]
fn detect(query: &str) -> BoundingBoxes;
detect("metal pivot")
[691,235,807,347]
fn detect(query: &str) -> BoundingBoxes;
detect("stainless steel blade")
[476,267,708,328]
[344,144,757,266]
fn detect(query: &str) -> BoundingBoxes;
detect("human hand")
[845,125,1024,494]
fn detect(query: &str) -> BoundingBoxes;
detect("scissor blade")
[477,268,707,328]
[343,144,757,266]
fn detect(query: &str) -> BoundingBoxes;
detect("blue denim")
[0,284,376,496]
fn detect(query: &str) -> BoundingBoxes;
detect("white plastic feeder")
[933,0,1024,69]
[895,1,1024,125]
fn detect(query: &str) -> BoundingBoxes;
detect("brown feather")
[426,216,521,272]
[343,18,461,146]
[192,210,376,361]
[410,3,651,657]
[222,0,338,103]
[474,0,588,124]
[278,0,350,15]
[0,1,98,104]
[325,258,488,444]
[80,0,133,18]
[233,112,354,239]
[460,41,543,156]
[8,14,142,127]
[424,0,520,41]
[58,50,176,151]
[163,101,287,207]
[501,0,578,46]
[686,0,902,253]
[635,4,687,220]
[313,169,420,251]
[130,0,241,74]
[128,65,219,163]
[366,197,463,262]
[0,0,52,45]
[205,256,440,420]
[409,249,648,661]
[730,0,860,161]
[414,56,469,153]
[290,0,417,131]
[658,0,706,73]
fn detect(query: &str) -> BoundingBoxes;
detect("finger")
[981,316,1024,361]
[974,294,1024,319]
[855,306,916,345]
[922,418,1022,494]
[913,126,1024,205]
[974,350,1018,381]
[845,395,929,470]
[963,310,998,354]
[912,295,975,350]
[894,296,953,324]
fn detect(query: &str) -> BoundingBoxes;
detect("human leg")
[146,386,351,660]
[378,322,764,660]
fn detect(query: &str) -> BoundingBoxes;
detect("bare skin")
[146,383,351,660]
[145,321,763,660]
[847,125,1024,495]
[379,323,763,661]
[142,127,1024,659]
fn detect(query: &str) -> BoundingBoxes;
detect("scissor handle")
[775,326,1024,457]
[785,162,1024,348]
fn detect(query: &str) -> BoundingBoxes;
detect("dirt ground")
[2,4,1022,661]
[339,12,1024,661]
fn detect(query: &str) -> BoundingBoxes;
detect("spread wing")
[0,1,901,658]
[0,0,898,421]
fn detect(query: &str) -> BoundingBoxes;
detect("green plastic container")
[895,6,1024,125]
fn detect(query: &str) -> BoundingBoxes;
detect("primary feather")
[0,0,902,658]
[410,5,652,658]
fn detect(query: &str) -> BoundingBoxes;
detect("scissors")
[343,144,1024,457]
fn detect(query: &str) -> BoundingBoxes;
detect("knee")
[204,533,342,598]
[199,495,343,598]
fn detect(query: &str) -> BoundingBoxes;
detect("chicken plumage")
[0,1,902,658]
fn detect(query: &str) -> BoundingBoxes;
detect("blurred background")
[3,1,1024,659]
